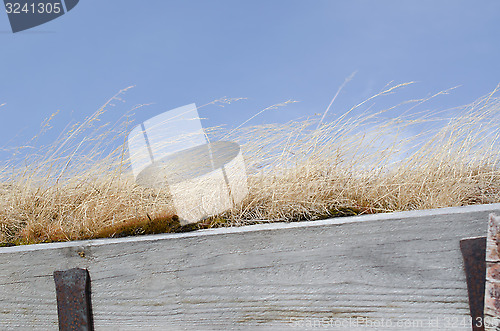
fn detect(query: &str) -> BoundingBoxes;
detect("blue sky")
[1,0,500,161]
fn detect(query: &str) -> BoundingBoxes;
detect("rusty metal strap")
[460,236,486,331]
[53,268,94,331]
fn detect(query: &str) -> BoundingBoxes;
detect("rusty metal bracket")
[53,268,94,331]
[460,236,486,331]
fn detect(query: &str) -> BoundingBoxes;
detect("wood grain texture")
[485,213,500,331]
[1,203,500,331]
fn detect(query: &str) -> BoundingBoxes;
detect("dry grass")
[1,84,499,246]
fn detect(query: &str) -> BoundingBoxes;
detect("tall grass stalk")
[1,84,499,245]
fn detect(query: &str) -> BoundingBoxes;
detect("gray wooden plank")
[1,203,500,330]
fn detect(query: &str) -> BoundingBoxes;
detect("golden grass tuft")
[1,84,500,246]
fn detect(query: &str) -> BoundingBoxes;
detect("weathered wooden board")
[485,213,500,331]
[1,203,500,331]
